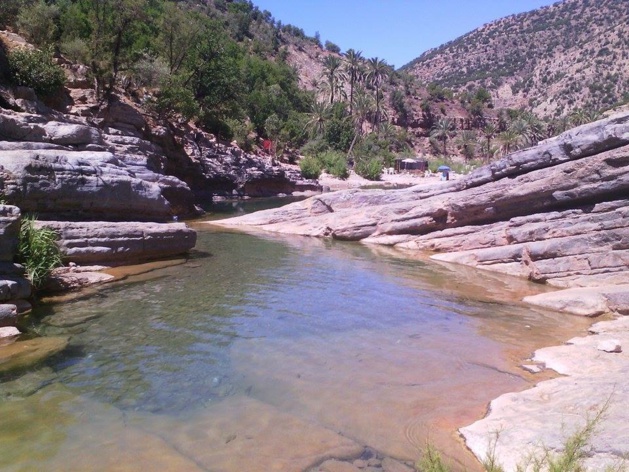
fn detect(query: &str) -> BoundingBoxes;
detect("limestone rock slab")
[35,221,197,265]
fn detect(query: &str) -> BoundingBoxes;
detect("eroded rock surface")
[36,220,197,265]
[461,317,629,472]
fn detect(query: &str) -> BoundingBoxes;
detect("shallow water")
[0,201,593,471]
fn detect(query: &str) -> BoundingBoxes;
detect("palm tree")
[305,100,331,137]
[320,55,346,105]
[344,48,364,116]
[570,108,600,127]
[430,117,455,156]
[482,123,497,162]
[456,130,478,162]
[366,57,391,131]
[498,128,519,156]
[346,87,374,157]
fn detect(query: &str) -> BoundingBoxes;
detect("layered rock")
[36,221,197,266]
[0,109,199,221]
[0,205,32,331]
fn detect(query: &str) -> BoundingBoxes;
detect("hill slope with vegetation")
[0,0,615,181]
[402,0,629,120]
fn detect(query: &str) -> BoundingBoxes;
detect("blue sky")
[252,0,559,69]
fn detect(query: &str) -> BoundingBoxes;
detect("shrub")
[299,156,322,179]
[7,47,65,97]
[16,0,59,46]
[319,150,348,179]
[324,40,341,54]
[301,138,330,158]
[354,157,382,181]
[16,216,62,290]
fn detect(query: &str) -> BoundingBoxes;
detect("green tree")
[430,117,455,156]
[482,123,498,162]
[89,0,151,97]
[456,130,478,162]
[366,57,390,131]
[159,2,204,75]
[17,0,59,46]
[344,48,363,116]
[305,100,332,137]
[320,55,346,104]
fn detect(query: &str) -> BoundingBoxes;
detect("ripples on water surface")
[0,202,592,471]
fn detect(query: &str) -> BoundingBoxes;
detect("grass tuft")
[16,215,62,289]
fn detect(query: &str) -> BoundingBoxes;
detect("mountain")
[402,0,629,118]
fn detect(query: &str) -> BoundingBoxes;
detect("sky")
[252,0,560,69]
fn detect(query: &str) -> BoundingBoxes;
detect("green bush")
[299,156,322,179]
[354,157,382,181]
[16,216,62,290]
[7,47,65,97]
[319,150,349,179]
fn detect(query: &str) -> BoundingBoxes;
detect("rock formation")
[36,221,197,266]
[214,111,629,315]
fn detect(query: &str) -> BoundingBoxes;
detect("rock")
[42,122,102,146]
[0,336,68,374]
[521,364,544,374]
[0,277,31,302]
[0,205,20,262]
[597,339,621,353]
[0,108,200,220]
[0,148,193,221]
[320,459,362,472]
[523,285,629,316]
[0,326,20,339]
[44,266,115,293]
[0,304,18,327]
[35,221,197,265]
[381,457,415,472]
[461,315,629,471]
[145,395,363,471]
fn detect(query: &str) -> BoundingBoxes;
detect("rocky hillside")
[402,0,629,119]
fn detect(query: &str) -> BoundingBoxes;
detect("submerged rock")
[0,336,68,375]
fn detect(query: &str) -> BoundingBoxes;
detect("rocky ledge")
[213,112,629,470]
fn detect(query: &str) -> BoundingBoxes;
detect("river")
[0,200,592,471]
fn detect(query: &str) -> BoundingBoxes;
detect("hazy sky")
[252,0,560,69]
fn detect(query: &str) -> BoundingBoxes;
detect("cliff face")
[214,111,629,315]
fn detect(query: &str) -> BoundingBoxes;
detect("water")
[0,201,592,471]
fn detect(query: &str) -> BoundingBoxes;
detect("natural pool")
[0,202,592,471]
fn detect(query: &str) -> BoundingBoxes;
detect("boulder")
[35,221,197,265]
[0,205,20,262]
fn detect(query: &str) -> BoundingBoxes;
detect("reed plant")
[16,215,62,289]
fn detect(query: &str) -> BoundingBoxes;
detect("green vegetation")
[7,47,65,97]
[16,215,62,290]
[298,156,322,180]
